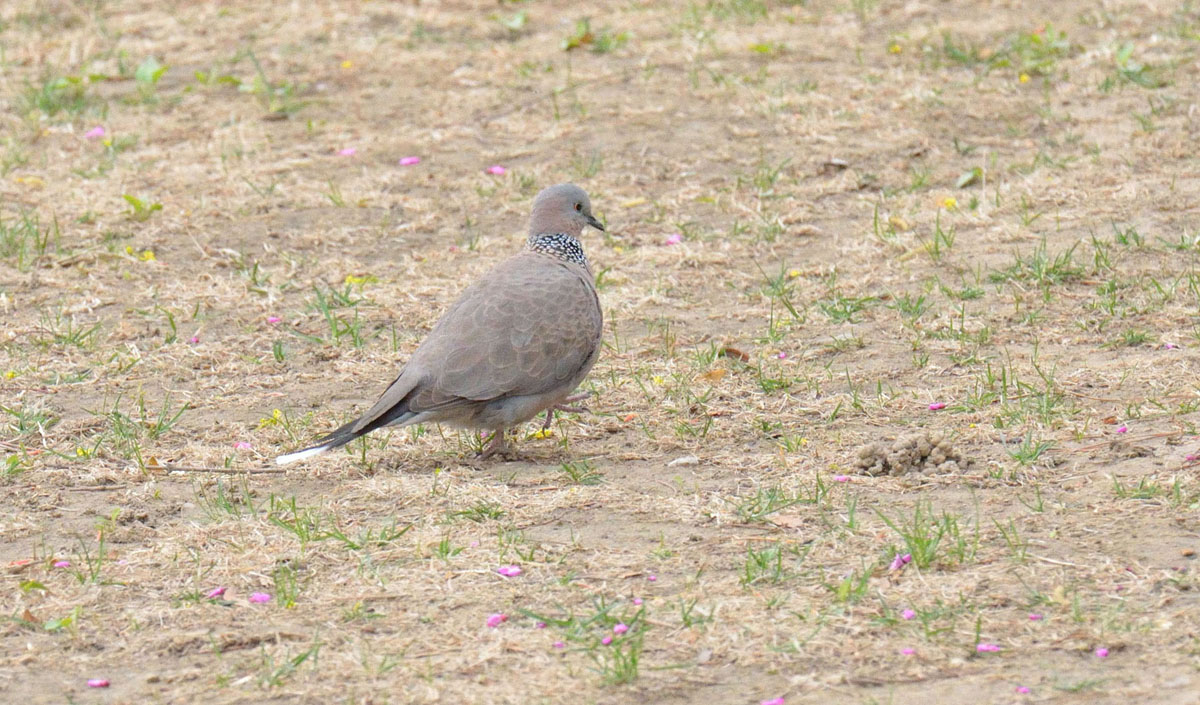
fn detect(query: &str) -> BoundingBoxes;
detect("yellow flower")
[941,197,957,210]
[612,246,623,254]
[258,408,284,428]
[3,370,16,379]
[340,60,353,69]
[787,268,801,278]
[139,250,155,262]
[102,138,113,147]
[652,375,665,385]
[529,429,553,439]
[343,274,378,286]
[1019,73,1030,84]
[888,43,902,54]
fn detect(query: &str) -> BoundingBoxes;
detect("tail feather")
[273,393,422,466]
[274,417,360,466]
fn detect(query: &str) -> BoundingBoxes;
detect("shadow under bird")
[275,183,605,465]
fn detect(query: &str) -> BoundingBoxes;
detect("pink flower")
[632,598,643,605]
[53,560,70,568]
[486,613,508,628]
[976,643,1001,652]
[1164,343,1179,349]
[399,156,421,166]
[248,592,271,604]
[601,636,613,645]
[1028,613,1043,621]
[833,475,849,482]
[267,316,281,324]
[1187,455,1197,462]
[234,441,252,450]
[761,699,785,705]
[888,553,912,571]
[469,540,480,548]
[647,574,657,582]
[496,565,522,577]
[1116,426,1127,433]
[901,609,916,620]
[553,641,565,649]
[665,233,682,246]
[777,351,787,359]
[189,336,200,344]
[1015,686,1030,694]
[1094,647,1109,658]
[337,147,357,157]
[206,587,226,599]
[535,622,547,629]
[84,126,106,140]
[485,165,507,175]
[900,647,915,655]
[87,679,110,688]
[613,623,629,635]
[928,402,947,410]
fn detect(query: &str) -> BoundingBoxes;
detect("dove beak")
[586,215,605,232]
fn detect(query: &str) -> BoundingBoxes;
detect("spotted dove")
[276,183,605,464]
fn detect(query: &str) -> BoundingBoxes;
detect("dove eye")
[574,203,582,212]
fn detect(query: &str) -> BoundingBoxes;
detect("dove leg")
[542,392,593,430]
[479,429,510,459]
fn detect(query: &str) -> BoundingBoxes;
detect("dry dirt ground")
[2,1,1200,703]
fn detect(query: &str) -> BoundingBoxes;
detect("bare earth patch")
[1,1,1199,704]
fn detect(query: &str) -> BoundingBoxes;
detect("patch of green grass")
[730,479,828,523]
[448,501,506,523]
[561,18,629,54]
[0,211,59,270]
[1008,432,1055,466]
[21,73,104,121]
[559,459,604,485]
[1,402,58,436]
[1111,475,1163,500]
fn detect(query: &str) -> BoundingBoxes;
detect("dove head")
[529,183,604,238]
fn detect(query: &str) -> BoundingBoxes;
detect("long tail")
[274,417,360,465]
